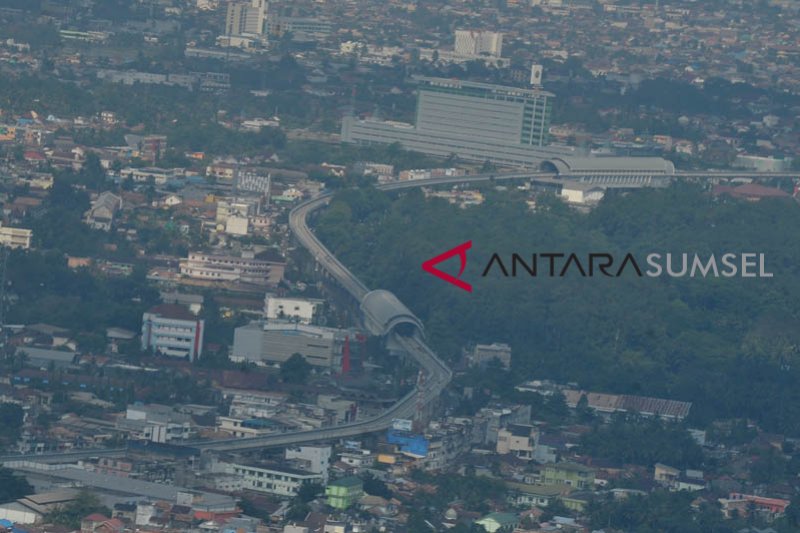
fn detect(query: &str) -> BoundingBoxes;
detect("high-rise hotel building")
[342,76,570,168]
[225,0,267,36]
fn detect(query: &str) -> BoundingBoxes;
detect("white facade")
[225,462,323,497]
[286,446,332,482]
[225,0,267,36]
[0,502,41,524]
[141,305,205,361]
[226,216,250,236]
[734,154,791,172]
[231,321,343,368]
[120,167,182,185]
[471,343,512,369]
[236,169,272,194]
[265,296,322,324]
[180,252,284,287]
[560,184,606,205]
[122,404,193,443]
[339,450,375,470]
[216,197,260,224]
[217,416,279,438]
[0,225,32,249]
[227,390,287,419]
[454,30,503,57]
[496,425,537,460]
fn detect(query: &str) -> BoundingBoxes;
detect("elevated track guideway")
[0,169,788,460]
[190,175,522,452]
[190,168,793,452]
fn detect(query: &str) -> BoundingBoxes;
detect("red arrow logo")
[422,240,473,292]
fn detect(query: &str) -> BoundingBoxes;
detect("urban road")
[4,170,795,461]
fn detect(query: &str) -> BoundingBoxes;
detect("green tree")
[0,403,24,450]
[297,481,324,502]
[0,467,32,502]
[46,491,111,529]
[363,473,392,498]
[575,393,595,423]
[314,184,800,436]
[76,153,107,190]
[281,353,312,384]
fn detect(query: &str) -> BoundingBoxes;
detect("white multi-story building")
[180,251,285,287]
[454,30,503,57]
[225,216,250,236]
[217,416,282,438]
[236,169,271,195]
[118,404,194,443]
[119,166,183,185]
[339,449,375,470]
[225,0,267,36]
[216,196,261,224]
[470,343,512,369]
[286,446,332,483]
[222,462,323,497]
[231,321,345,368]
[84,191,122,231]
[141,304,204,361]
[0,225,32,249]
[496,424,538,461]
[265,296,323,324]
[226,390,288,420]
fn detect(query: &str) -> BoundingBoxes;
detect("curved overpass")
[193,173,532,452]
[191,167,793,452]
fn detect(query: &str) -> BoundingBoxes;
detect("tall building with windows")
[415,77,552,147]
[141,304,205,362]
[454,30,503,57]
[342,76,562,168]
[225,0,267,36]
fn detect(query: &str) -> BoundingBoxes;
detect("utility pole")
[0,246,8,349]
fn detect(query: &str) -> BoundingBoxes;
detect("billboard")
[391,418,413,432]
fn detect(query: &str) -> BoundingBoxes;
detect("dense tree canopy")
[586,491,733,533]
[281,353,313,384]
[578,414,704,469]
[315,184,800,434]
[0,403,24,451]
[0,467,32,503]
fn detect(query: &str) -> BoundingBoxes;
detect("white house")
[84,191,122,231]
[264,296,323,324]
[560,183,605,205]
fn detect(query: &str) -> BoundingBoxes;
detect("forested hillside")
[315,184,800,434]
